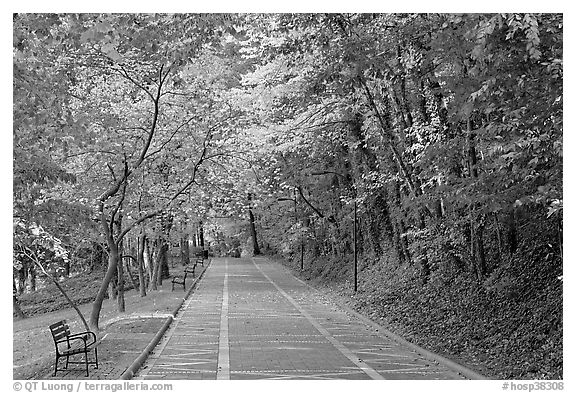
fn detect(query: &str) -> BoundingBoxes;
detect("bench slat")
[49,321,67,330]
[50,325,69,334]
[50,321,71,341]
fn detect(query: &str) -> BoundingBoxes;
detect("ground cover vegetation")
[14,13,562,379]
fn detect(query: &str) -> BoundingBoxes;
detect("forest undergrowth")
[16,268,138,317]
[278,221,563,380]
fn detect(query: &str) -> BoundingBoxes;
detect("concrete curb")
[120,259,213,380]
[261,257,488,380]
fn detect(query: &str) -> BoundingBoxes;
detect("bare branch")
[117,210,160,243]
[169,129,212,203]
[311,171,347,178]
[297,186,325,218]
[144,113,202,160]
[116,64,154,101]
[65,150,118,159]
[107,163,117,182]
[109,162,129,233]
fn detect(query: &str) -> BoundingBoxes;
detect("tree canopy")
[13,14,562,375]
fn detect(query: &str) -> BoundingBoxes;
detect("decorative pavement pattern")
[135,257,466,380]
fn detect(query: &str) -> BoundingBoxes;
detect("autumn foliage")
[13,14,562,379]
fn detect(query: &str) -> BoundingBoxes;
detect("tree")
[226,13,562,283]
[13,13,249,330]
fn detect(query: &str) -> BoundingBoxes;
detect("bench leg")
[53,355,59,377]
[94,347,98,369]
[85,350,89,377]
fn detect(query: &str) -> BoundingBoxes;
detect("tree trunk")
[399,219,411,264]
[17,268,26,295]
[116,258,126,312]
[416,212,430,281]
[180,235,190,265]
[108,269,118,300]
[144,238,152,289]
[161,244,170,280]
[13,282,25,319]
[29,264,36,292]
[115,213,126,312]
[157,243,167,286]
[474,221,487,280]
[467,119,479,178]
[248,194,261,256]
[198,223,205,248]
[64,259,70,278]
[90,241,119,331]
[124,257,138,291]
[149,241,159,291]
[138,233,147,297]
[152,240,167,288]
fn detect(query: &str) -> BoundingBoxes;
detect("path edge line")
[216,259,230,380]
[120,259,213,380]
[251,257,385,380]
[260,257,488,380]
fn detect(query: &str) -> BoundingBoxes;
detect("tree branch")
[117,210,160,243]
[109,162,129,234]
[297,186,325,219]
[117,64,154,101]
[169,127,212,203]
[144,113,201,160]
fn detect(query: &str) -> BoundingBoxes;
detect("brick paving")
[39,264,209,380]
[135,257,469,380]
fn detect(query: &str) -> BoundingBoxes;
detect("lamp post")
[295,187,304,271]
[353,198,357,292]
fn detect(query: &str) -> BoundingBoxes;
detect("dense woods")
[13,13,562,379]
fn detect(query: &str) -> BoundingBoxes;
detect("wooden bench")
[171,264,196,291]
[49,320,98,377]
[195,249,212,266]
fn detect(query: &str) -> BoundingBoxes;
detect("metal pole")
[353,199,357,292]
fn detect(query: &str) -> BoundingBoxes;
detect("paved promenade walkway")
[135,257,468,380]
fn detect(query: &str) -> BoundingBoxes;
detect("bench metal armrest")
[60,335,89,352]
[68,331,97,346]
